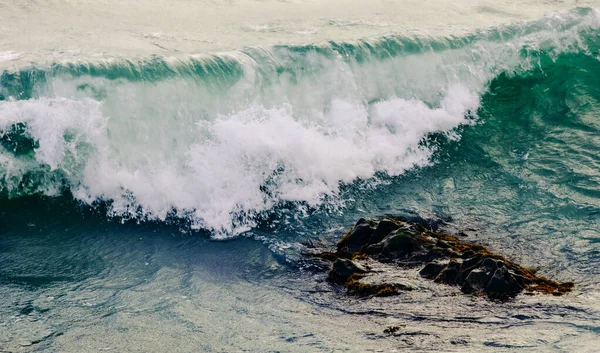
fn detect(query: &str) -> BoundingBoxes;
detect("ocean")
[1,1,600,351]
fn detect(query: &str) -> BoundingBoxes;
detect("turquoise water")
[1,7,600,352]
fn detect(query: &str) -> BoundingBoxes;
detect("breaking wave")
[1,8,599,236]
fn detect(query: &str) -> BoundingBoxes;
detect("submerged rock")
[320,217,573,301]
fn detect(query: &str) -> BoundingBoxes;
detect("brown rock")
[321,217,573,301]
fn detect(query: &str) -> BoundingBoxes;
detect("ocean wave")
[1,8,599,236]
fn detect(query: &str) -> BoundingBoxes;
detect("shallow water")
[1,197,599,352]
[1,2,600,352]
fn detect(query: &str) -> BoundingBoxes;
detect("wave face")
[1,8,599,236]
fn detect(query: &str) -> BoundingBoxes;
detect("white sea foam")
[0,51,20,63]
[0,79,478,235]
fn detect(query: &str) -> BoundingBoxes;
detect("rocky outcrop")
[318,217,573,301]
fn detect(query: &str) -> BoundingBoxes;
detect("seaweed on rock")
[318,217,573,301]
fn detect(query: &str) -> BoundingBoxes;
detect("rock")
[485,267,522,298]
[362,242,384,256]
[419,262,446,279]
[345,280,399,297]
[319,216,574,301]
[461,268,493,294]
[369,219,401,244]
[336,219,377,257]
[434,259,462,285]
[379,231,415,258]
[383,326,402,335]
[328,258,366,285]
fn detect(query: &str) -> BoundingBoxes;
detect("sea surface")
[1,1,600,351]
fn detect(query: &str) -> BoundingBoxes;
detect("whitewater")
[1,1,600,352]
